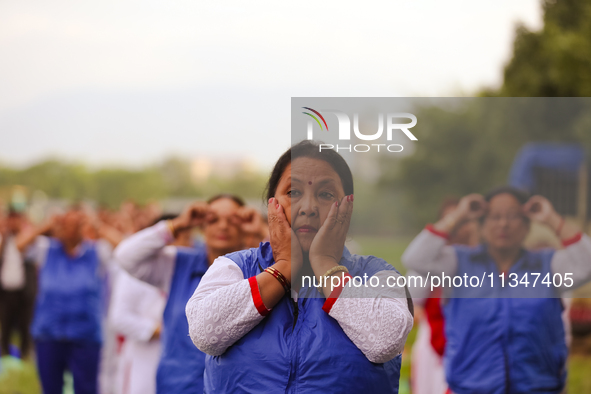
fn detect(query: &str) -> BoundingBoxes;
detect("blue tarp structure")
[509,143,586,192]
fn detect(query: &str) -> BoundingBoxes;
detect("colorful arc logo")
[302,107,328,131]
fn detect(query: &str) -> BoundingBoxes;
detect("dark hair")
[265,140,354,202]
[484,186,531,205]
[207,194,245,207]
[482,186,531,225]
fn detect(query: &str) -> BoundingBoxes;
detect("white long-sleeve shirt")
[185,254,414,364]
[0,234,26,290]
[113,222,178,292]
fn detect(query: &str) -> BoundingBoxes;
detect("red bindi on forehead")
[308,181,312,185]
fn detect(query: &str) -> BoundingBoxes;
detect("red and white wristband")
[322,272,353,314]
[425,224,450,240]
[562,233,583,247]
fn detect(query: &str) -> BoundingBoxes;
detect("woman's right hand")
[267,198,302,281]
[171,202,208,234]
[456,194,488,220]
[254,199,301,309]
[434,193,487,233]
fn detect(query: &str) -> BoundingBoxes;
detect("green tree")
[0,157,269,210]
[387,0,591,229]
[497,0,591,96]
[385,98,590,229]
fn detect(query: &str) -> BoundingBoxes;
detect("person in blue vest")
[16,208,116,394]
[402,187,591,394]
[186,140,414,393]
[114,195,266,394]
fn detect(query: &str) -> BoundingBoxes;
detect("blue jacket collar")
[469,243,541,271]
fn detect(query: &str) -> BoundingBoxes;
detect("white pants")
[411,322,448,394]
[115,339,161,394]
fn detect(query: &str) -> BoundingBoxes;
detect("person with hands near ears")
[402,186,591,394]
[113,195,266,394]
[429,192,583,274]
[15,208,115,394]
[186,140,414,394]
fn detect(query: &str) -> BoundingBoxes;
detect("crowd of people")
[0,196,270,394]
[0,141,590,394]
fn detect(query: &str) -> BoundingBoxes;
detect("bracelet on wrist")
[264,266,290,294]
[322,265,349,279]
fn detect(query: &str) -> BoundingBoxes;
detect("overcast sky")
[0,0,542,169]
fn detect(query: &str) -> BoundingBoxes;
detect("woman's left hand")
[309,195,353,274]
[237,207,264,237]
[523,195,561,228]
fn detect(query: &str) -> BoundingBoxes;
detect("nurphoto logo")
[302,107,417,153]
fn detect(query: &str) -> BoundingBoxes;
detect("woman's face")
[203,198,243,253]
[274,157,346,252]
[481,193,529,252]
[57,210,84,245]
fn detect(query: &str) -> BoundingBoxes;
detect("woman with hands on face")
[402,186,591,394]
[258,154,356,304]
[113,194,266,394]
[186,141,414,394]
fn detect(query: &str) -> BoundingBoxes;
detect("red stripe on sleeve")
[425,224,450,240]
[322,273,353,314]
[562,233,583,247]
[248,276,270,316]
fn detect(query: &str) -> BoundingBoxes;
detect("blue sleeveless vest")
[32,239,103,343]
[157,244,209,394]
[443,244,567,394]
[203,242,404,394]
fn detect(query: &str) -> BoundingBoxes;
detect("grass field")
[0,356,41,394]
[1,235,589,393]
